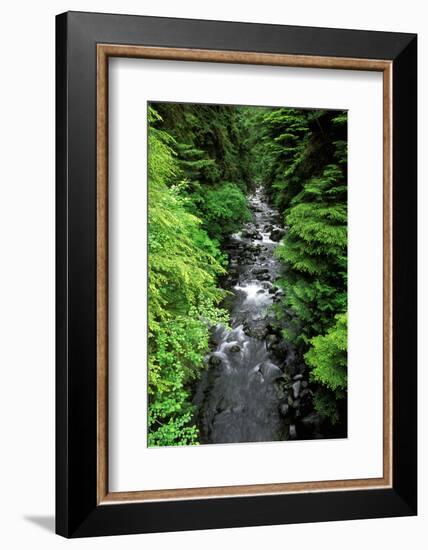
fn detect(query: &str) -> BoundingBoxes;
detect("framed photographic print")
[56,11,417,538]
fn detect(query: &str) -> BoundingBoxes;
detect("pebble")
[292,380,302,398]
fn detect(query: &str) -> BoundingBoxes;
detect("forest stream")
[148,103,348,447]
[194,187,295,444]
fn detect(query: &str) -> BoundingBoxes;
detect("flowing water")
[194,187,289,444]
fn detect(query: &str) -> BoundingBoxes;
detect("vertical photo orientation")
[147,102,348,447]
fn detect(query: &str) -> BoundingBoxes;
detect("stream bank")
[193,187,324,444]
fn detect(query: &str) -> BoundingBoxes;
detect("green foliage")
[151,102,253,240]
[147,102,349,442]
[260,108,348,425]
[148,306,228,447]
[200,182,251,240]
[305,313,347,391]
[147,107,229,446]
[312,388,341,425]
[305,312,347,427]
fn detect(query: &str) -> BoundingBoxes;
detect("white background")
[109,60,383,492]
[0,0,425,548]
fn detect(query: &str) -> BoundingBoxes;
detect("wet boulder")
[243,319,269,339]
[289,424,297,439]
[265,333,279,348]
[292,380,302,399]
[269,339,288,361]
[285,360,306,377]
[261,281,273,289]
[241,226,259,239]
[228,267,239,278]
[208,335,219,349]
[208,355,222,367]
[292,398,301,409]
[279,402,290,417]
[243,254,256,262]
[259,362,283,381]
[273,289,284,301]
[252,267,269,275]
[270,228,286,242]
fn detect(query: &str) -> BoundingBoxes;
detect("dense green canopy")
[148,102,348,445]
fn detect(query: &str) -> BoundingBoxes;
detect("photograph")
[147,101,348,447]
[0,0,421,545]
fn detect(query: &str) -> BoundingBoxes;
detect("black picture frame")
[56,10,417,538]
